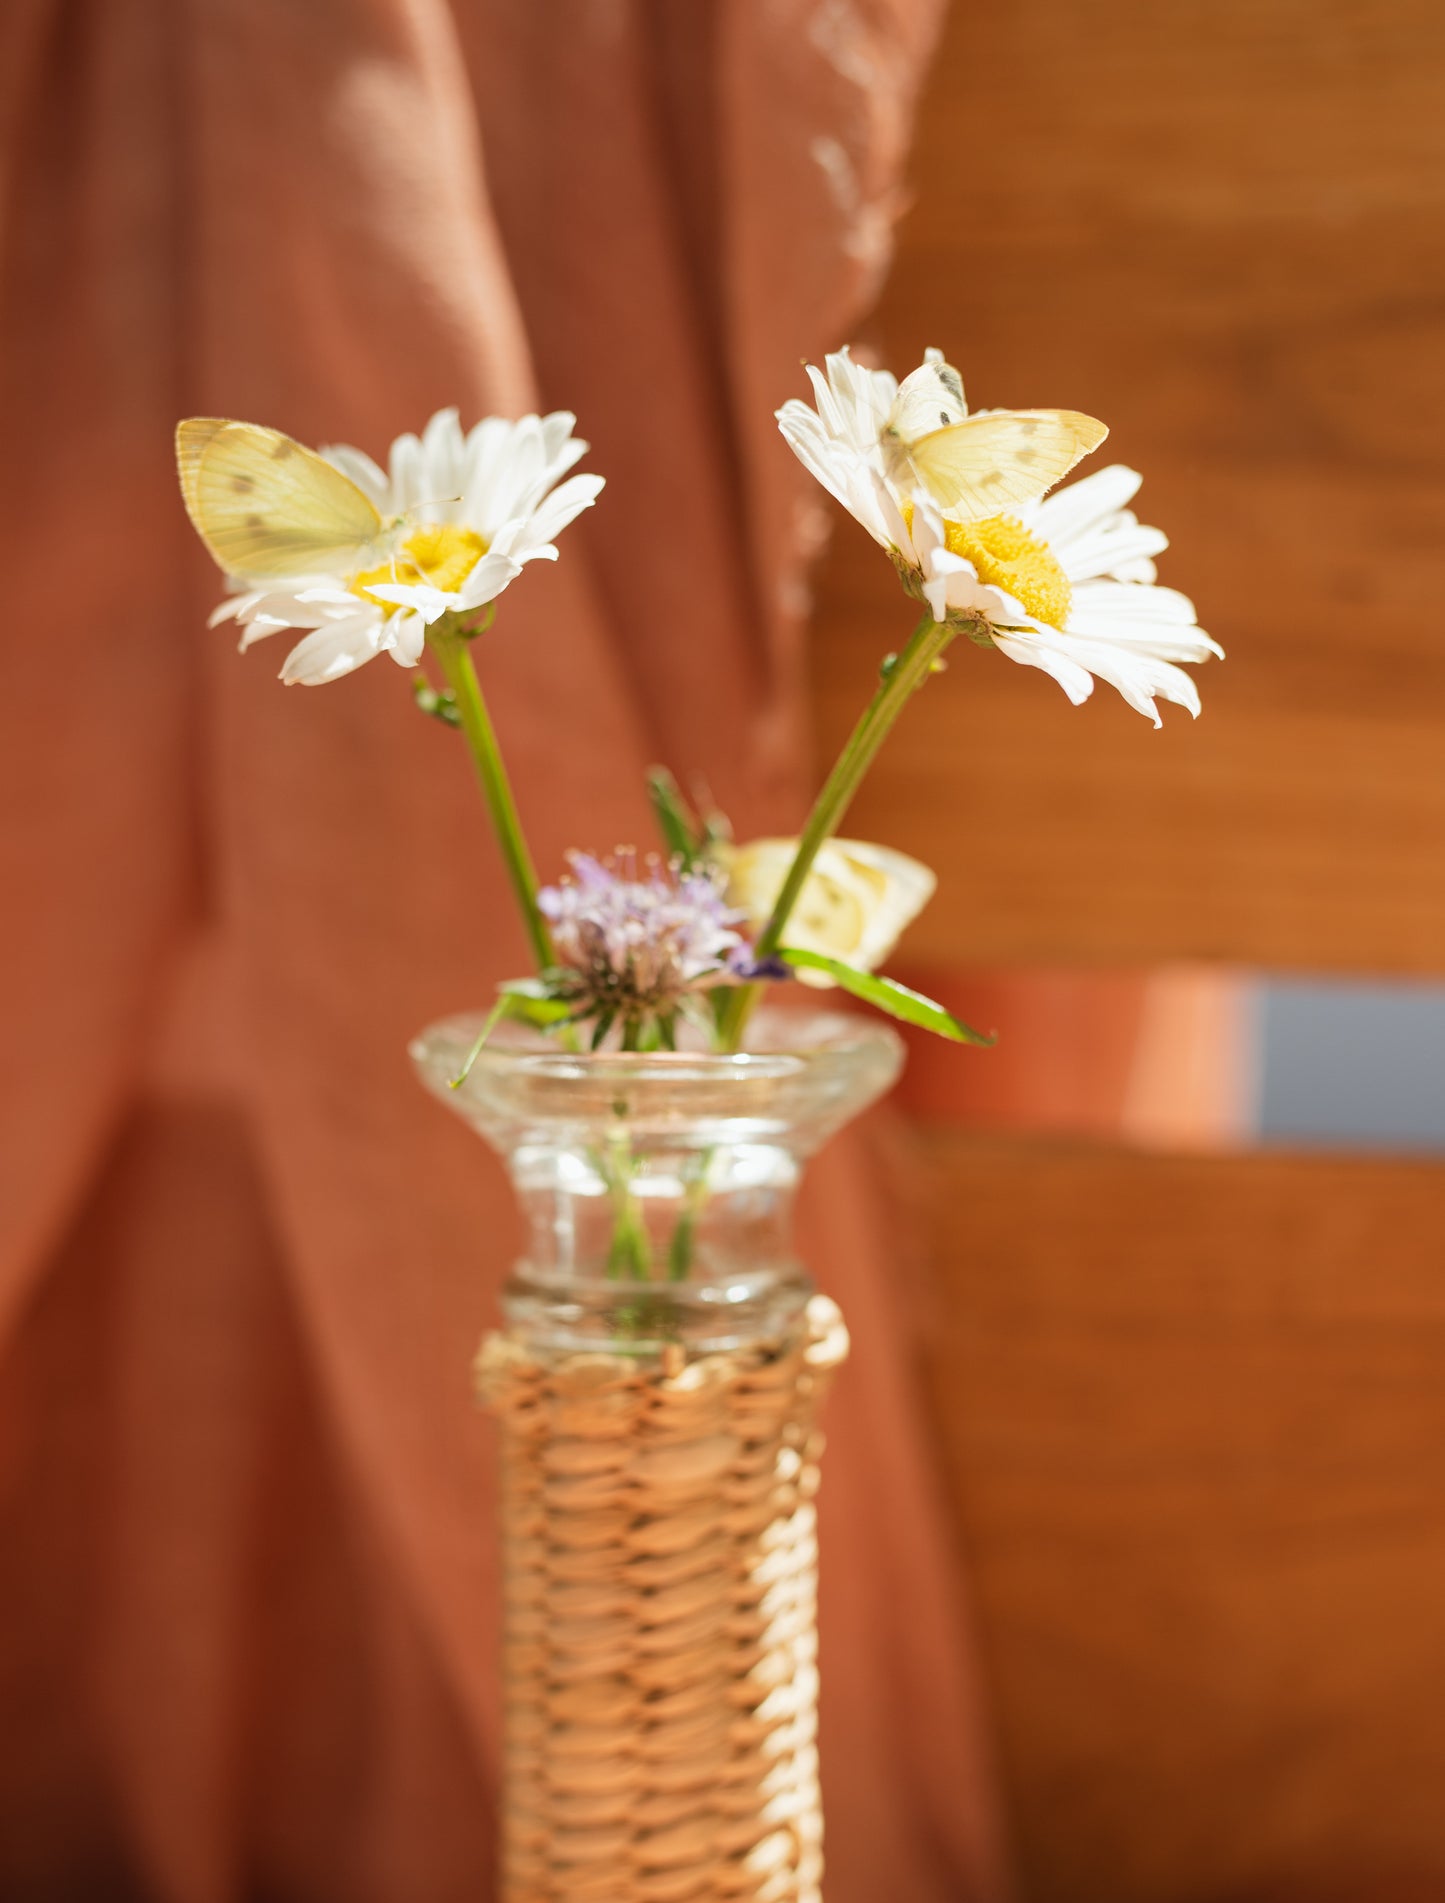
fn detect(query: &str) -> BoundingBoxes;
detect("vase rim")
[409,1006,905,1135]
[411,1004,902,1081]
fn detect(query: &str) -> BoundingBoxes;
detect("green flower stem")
[429,618,553,973]
[667,1148,714,1281]
[718,610,958,1049]
[604,1137,651,1280]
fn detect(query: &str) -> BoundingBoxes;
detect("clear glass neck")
[410,1009,903,1354]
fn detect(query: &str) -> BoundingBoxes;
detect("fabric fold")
[0,2,1010,1897]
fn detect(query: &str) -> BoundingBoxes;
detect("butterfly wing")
[177,419,384,579]
[903,409,1109,521]
[887,351,969,440]
[176,418,231,519]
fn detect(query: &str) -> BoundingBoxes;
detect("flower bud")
[722,838,935,986]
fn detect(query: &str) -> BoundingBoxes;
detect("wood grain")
[918,1130,1445,1903]
[812,6,1445,1893]
[807,0,1445,972]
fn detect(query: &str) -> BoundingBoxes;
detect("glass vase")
[411,1008,903,1903]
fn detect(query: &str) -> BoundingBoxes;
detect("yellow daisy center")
[350,522,489,616]
[943,514,1072,629]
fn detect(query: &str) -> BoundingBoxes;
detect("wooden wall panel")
[918,1131,1445,1903]
[808,0,1445,972]
[803,7,1445,1889]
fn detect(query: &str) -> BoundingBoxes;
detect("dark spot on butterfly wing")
[231,474,255,494]
[269,438,295,461]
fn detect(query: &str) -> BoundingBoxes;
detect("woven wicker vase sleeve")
[475,1293,850,1903]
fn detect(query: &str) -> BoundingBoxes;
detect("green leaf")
[504,997,573,1031]
[447,994,512,1089]
[498,976,572,1025]
[448,983,572,1087]
[494,977,574,1033]
[590,1010,617,1052]
[646,768,702,866]
[698,794,733,857]
[775,949,995,1045]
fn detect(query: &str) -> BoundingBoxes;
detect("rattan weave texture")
[477,1294,849,1903]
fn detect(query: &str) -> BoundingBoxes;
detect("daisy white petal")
[1032,464,1144,543]
[815,349,896,449]
[997,624,1203,726]
[224,584,354,636]
[364,580,460,625]
[1111,557,1160,585]
[236,614,295,651]
[914,507,1021,622]
[292,584,367,606]
[990,628,1098,707]
[415,407,466,513]
[386,431,427,515]
[209,590,263,628]
[1063,641,1204,723]
[539,409,577,457]
[455,550,527,609]
[490,415,545,518]
[776,401,867,521]
[512,471,605,549]
[922,547,1010,625]
[460,417,515,522]
[1067,579,1200,624]
[1069,589,1223,664]
[482,528,557,570]
[318,443,389,507]
[1056,516,1169,582]
[778,397,901,553]
[384,610,427,668]
[539,412,589,477]
[447,551,525,608]
[541,437,588,489]
[279,612,386,686]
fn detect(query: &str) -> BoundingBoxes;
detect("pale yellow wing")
[177,419,383,579]
[903,409,1108,521]
[887,352,968,440]
[176,418,230,518]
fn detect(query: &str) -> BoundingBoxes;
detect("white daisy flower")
[777,347,910,557]
[212,408,604,686]
[777,350,1220,726]
[913,468,1222,727]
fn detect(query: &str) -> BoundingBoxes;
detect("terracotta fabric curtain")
[0,3,1010,1899]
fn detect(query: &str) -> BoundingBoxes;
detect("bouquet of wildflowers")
[177,350,1218,1080]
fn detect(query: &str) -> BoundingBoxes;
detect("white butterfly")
[879,349,1108,522]
[177,418,397,579]
[723,837,935,985]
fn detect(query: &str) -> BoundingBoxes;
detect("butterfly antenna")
[402,493,463,524]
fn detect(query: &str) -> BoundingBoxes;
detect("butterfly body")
[176,418,396,580]
[880,353,1108,523]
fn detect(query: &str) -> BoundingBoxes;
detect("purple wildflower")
[538,850,760,1033]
